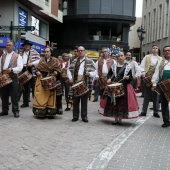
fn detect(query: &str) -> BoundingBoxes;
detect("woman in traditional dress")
[33,47,61,117]
[99,52,139,125]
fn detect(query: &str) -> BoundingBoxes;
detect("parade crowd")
[0,40,170,128]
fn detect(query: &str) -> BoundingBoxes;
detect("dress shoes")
[153,113,160,118]
[72,118,78,122]
[14,112,20,118]
[0,111,8,116]
[65,108,71,111]
[82,118,88,123]
[139,112,146,116]
[92,99,98,102]
[162,123,170,128]
[20,104,29,108]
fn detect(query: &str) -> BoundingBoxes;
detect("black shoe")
[153,113,160,118]
[20,104,29,108]
[162,123,170,128]
[82,118,88,123]
[8,102,11,105]
[0,111,8,116]
[112,122,118,125]
[139,112,146,116]
[57,109,63,115]
[92,99,98,102]
[72,118,78,122]
[65,108,70,111]
[14,112,20,118]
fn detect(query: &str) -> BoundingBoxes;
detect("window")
[31,16,47,39]
[45,0,49,7]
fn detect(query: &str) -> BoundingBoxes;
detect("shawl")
[37,57,61,73]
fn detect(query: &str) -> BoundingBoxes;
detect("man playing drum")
[94,47,116,98]
[139,45,162,118]
[67,46,96,123]
[33,47,61,117]
[125,51,141,89]
[0,40,23,118]
[152,46,170,127]
[19,40,40,107]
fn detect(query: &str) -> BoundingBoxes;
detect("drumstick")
[155,90,160,95]
[118,78,124,83]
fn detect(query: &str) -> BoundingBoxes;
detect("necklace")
[118,62,124,67]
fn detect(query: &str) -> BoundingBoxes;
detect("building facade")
[142,0,170,55]
[0,0,63,53]
[50,0,136,54]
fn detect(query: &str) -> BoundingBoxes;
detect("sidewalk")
[105,114,170,170]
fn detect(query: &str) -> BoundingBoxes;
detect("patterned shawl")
[37,57,61,73]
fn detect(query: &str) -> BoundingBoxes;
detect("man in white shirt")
[0,40,23,118]
[95,47,116,96]
[152,46,170,127]
[19,40,40,107]
[139,45,162,118]
[67,46,96,123]
[126,51,141,89]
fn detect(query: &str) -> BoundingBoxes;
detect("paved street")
[0,94,169,170]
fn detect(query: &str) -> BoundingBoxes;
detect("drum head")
[41,76,53,80]
[72,81,83,88]
[108,83,122,87]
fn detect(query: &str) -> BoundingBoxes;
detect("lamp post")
[137,26,146,62]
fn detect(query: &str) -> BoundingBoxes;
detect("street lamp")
[137,26,146,62]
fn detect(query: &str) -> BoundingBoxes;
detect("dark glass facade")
[50,0,136,53]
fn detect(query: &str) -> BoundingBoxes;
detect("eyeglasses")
[78,50,85,52]
[164,50,170,52]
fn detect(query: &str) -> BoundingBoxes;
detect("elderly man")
[67,46,96,123]
[125,51,141,89]
[19,40,40,107]
[0,40,23,118]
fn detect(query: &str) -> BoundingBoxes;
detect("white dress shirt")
[152,59,170,86]
[67,57,95,79]
[22,51,39,67]
[140,54,159,72]
[0,51,23,74]
[126,60,141,78]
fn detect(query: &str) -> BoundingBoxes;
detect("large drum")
[18,70,32,86]
[71,81,89,97]
[107,83,124,97]
[158,78,170,101]
[143,74,153,87]
[40,76,57,91]
[98,77,107,90]
[0,74,12,88]
[56,80,62,96]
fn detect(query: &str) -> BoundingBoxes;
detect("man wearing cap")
[0,40,23,118]
[19,40,40,107]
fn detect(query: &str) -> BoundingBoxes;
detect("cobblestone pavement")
[0,95,139,170]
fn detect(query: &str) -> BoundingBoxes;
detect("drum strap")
[113,64,127,82]
[159,59,170,81]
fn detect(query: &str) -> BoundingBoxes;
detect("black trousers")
[160,91,169,123]
[22,77,35,104]
[1,77,19,113]
[73,92,88,119]
[60,77,69,103]
[94,81,100,100]
[142,84,159,114]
